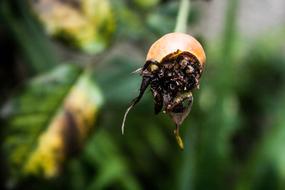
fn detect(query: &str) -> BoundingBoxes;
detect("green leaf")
[1,64,103,184]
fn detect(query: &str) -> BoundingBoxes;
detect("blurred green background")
[1,0,285,189]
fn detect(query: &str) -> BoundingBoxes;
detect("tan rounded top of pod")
[146,32,206,66]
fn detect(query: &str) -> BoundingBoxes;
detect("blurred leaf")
[31,0,115,54]
[1,64,103,185]
[132,0,160,10]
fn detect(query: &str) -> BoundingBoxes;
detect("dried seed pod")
[121,32,206,150]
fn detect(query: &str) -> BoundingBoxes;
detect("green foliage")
[1,65,80,182]
[1,64,103,186]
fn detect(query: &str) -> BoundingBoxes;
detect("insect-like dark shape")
[121,32,206,149]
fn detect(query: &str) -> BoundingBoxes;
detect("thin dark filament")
[121,77,150,134]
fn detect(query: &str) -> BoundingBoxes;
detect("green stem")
[174,0,190,33]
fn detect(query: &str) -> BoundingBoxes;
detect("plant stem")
[174,0,190,33]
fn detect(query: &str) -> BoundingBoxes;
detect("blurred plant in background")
[1,0,285,190]
[31,0,115,53]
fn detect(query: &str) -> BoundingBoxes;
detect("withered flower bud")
[121,32,206,149]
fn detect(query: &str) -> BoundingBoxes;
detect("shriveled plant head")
[121,33,206,149]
